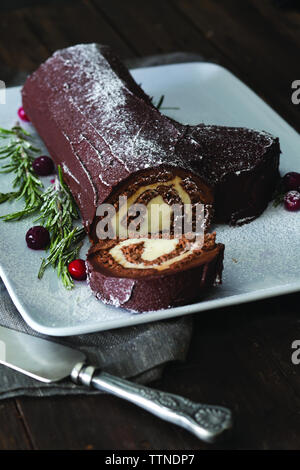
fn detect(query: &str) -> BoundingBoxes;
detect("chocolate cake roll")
[22,44,212,229]
[22,43,224,311]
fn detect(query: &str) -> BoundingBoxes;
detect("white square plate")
[0,63,299,336]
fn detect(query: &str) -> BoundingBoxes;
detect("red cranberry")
[284,191,300,212]
[32,156,55,176]
[17,106,30,122]
[282,172,300,192]
[26,226,50,250]
[68,259,87,281]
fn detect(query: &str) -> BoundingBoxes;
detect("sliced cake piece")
[86,233,224,312]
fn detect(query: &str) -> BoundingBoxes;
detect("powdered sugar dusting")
[44,44,189,187]
[96,277,135,308]
[27,43,279,203]
[61,130,98,206]
[62,162,80,184]
[189,124,278,181]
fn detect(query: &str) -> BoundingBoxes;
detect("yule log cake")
[22,43,225,311]
[22,44,280,310]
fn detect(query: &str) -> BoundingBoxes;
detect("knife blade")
[0,325,232,443]
[0,325,85,382]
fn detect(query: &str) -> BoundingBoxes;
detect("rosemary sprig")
[37,165,86,289]
[156,94,165,110]
[38,226,86,289]
[0,126,86,289]
[273,191,285,207]
[0,125,43,220]
[272,178,285,207]
[151,94,180,111]
[36,165,79,240]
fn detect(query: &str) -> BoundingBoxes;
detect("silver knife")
[0,325,232,443]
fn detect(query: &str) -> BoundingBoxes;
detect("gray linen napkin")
[0,279,193,398]
[0,52,204,399]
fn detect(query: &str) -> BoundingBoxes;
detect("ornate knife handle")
[71,363,233,443]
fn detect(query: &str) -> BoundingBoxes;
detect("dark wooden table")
[0,0,300,450]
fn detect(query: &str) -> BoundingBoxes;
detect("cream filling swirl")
[109,238,199,271]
